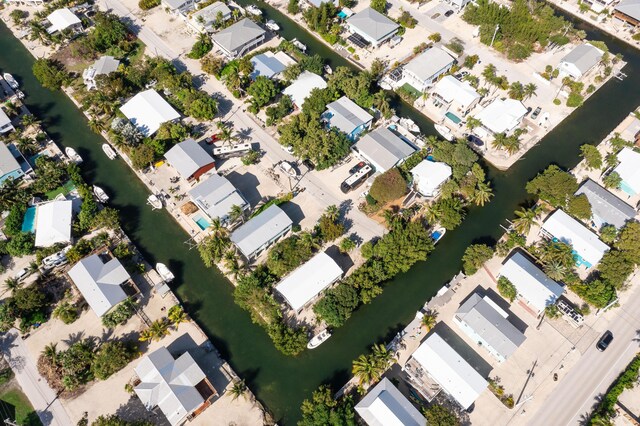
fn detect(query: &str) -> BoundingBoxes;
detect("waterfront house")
[405,333,488,410]
[582,0,614,13]
[34,200,72,248]
[402,48,455,92]
[355,377,426,426]
[618,115,640,144]
[188,173,249,226]
[410,159,452,197]
[0,109,14,135]
[454,292,526,362]
[46,8,82,34]
[164,138,215,182]
[431,75,481,117]
[134,346,216,426]
[346,7,400,47]
[541,210,609,268]
[230,204,292,261]
[250,51,296,80]
[187,2,232,33]
[211,18,266,59]
[614,0,640,27]
[83,56,120,90]
[575,178,636,229]
[120,90,180,137]
[353,127,416,172]
[499,251,565,314]
[67,252,132,317]
[475,98,527,137]
[0,142,24,184]
[275,252,343,312]
[323,96,373,141]
[613,147,640,195]
[557,44,604,80]
[162,0,198,14]
[283,71,327,109]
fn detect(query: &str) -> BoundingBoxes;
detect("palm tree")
[223,249,241,278]
[463,74,480,88]
[218,126,235,145]
[543,260,568,281]
[482,64,497,87]
[4,277,20,291]
[223,67,242,92]
[20,114,39,129]
[352,354,380,386]
[139,319,170,342]
[472,182,493,206]
[372,91,392,118]
[421,311,437,332]
[466,117,481,131]
[508,82,525,100]
[228,204,245,224]
[512,206,540,235]
[42,343,58,363]
[167,305,188,329]
[229,379,247,401]
[88,119,106,135]
[523,83,538,100]
[325,205,339,222]
[491,133,508,151]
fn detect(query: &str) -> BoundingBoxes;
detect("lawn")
[0,387,42,426]
[45,180,76,200]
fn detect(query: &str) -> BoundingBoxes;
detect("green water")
[1,7,640,423]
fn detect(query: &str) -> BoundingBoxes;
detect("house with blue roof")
[323,96,373,141]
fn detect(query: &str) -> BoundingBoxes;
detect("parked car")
[444,9,454,17]
[205,134,220,144]
[279,161,299,178]
[302,159,315,171]
[349,161,367,174]
[42,246,71,269]
[531,107,542,120]
[596,331,613,351]
[281,144,294,154]
[431,12,440,19]
[14,268,28,281]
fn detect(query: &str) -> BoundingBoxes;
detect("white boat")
[400,117,420,133]
[265,19,279,31]
[291,38,307,52]
[279,161,299,178]
[93,185,109,203]
[307,329,332,349]
[324,65,332,75]
[156,263,175,282]
[3,73,18,89]
[379,80,392,90]
[65,147,83,164]
[434,124,454,141]
[431,227,446,244]
[147,194,163,210]
[102,143,117,160]
[246,5,262,15]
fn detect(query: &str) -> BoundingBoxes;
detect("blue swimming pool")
[445,111,462,124]
[619,180,636,196]
[194,215,210,231]
[22,206,36,233]
[337,10,348,18]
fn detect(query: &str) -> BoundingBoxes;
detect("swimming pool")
[337,10,348,18]
[22,206,36,233]
[619,180,636,196]
[193,215,210,231]
[445,111,462,124]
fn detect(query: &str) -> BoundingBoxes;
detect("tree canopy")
[525,165,578,207]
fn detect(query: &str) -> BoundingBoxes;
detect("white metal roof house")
[283,71,327,108]
[134,346,214,426]
[500,251,565,313]
[188,2,232,33]
[541,209,610,268]
[454,293,526,362]
[67,253,131,317]
[0,109,14,135]
[557,43,604,80]
[475,98,527,136]
[346,7,400,47]
[230,204,293,261]
[355,377,426,426]
[46,8,82,34]
[164,138,215,181]
[0,142,24,185]
[582,0,614,13]
[83,56,120,90]
[212,18,266,59]
[618,115,640,143]
[410,159,452,197]
[614,0,640,27]
[250,51,296,80]
[431,75,481,116]
[575,178,636,229]
[275,252,343,312]
[120,90,180,137]
[402,48,455,92]
[188,173,249,225]
[353,127,416,172]
[162,0,198,14]
[323,96,373,141]
[408,333,488,410]
[35,200,72,248]
[614,147,640,195]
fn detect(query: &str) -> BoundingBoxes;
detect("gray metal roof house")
[188,173,249,225]
[575,178,636,229]
[355,377,426,426]
[164,138,215,181]
[558,43,604,80]
[614,0,640,27]
[230,204,292,261]
[212,18,266,58]
[323,96,373,141]
[353,127,416,172]
[83,56,120,90]
[454,293,526,362]
[0,109,14,135]
[402,47,455,92]
[188,2,232,33]
[0,143,24,185]
[346,7,400,47]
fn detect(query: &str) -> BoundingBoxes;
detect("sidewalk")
[0,330,73,426]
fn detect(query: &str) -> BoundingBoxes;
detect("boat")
[65,147,83,164]
[400,117,420,133]
[378,80,392,90]
[246,5,262,15]
[291,38,307,52]
[431,227,446,244]
[3,73,18,89]
[14,89,24,99]
[265,19,279,31]
[156,263,175,282]
[279,161,299,178]
[147,194,163,210]
[93,186,109,203]
[434,124,454,141]
[102,143,117,160]
[324,65,332,75]
[307,329,332,349]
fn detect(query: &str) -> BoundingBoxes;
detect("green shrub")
[497,276,517,302]
[102,298,137,328]
[138,0,160,9]
[369,168,407,204]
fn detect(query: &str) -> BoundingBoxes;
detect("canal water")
[1,5,639,423]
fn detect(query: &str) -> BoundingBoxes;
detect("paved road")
[528,284,640,426]
[0,330,72,426]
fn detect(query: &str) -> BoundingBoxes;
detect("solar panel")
[347,33,369,49]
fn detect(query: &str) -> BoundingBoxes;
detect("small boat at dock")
[156,263,175,282]
[307,329,331,349]
[65,147,83,164]
[246,5,262,15]
[3,73,18,89]
[400,117,420,133]
[434,124,454,141]
[431,227,446,244]
[291,38,307,52]
[265,20,279,31]
[93,186,109,203]
[102,143,117,160]
[378,80,392,90]
[147,194,163,210]
[324,65,332,75]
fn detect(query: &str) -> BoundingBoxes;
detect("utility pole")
[490,24,500,47]
[4,419,19,426]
